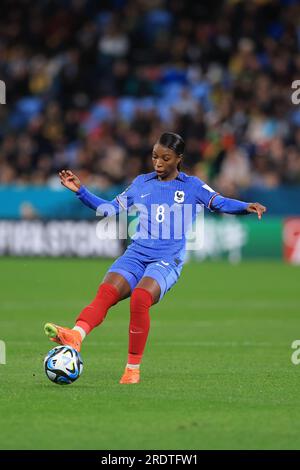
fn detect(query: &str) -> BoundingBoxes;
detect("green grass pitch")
[0,258,299,450]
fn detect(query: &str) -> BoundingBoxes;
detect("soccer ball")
[44,345,83,385]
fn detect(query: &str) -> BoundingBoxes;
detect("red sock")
[128,288,154,365]
[76,283,120,333]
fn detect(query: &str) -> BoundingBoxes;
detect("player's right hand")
[59,170,81,192]
[246,202,267,220]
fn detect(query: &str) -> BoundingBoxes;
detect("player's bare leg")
[45,273,131,351]
[120,277,160,384]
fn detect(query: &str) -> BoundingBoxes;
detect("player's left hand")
[246,202,267,220]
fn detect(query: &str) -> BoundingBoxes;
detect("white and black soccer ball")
[44,345,83,385]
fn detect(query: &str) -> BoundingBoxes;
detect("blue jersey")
[77,171,249,267]
[115,171,216,264]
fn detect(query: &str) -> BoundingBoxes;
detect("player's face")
[152,143,181,179]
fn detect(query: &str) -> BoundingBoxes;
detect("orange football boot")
[119,367,140,384]
[44,322,82,352]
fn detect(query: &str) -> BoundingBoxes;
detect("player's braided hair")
[159,132,184,171]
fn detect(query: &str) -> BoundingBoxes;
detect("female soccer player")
[44,132,266,384]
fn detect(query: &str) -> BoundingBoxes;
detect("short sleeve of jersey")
[114,175,142,211]
[192,177,218,209]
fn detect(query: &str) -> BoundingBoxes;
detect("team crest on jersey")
[174,190,185,203]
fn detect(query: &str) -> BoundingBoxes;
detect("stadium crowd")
[0,0,300,198]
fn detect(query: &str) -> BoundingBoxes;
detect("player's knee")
[96,282,119,305]
[130,288,153,310]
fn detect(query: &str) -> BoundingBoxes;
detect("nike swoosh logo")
[161,261,169,266]
[141,193,151,198]
[130,330,143,334]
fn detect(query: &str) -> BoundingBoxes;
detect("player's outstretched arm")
[210,194,267,219]
[59,169,118,214]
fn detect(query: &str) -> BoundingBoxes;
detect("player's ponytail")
[159,132,184,171]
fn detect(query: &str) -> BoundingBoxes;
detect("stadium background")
[1,0,300,451]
